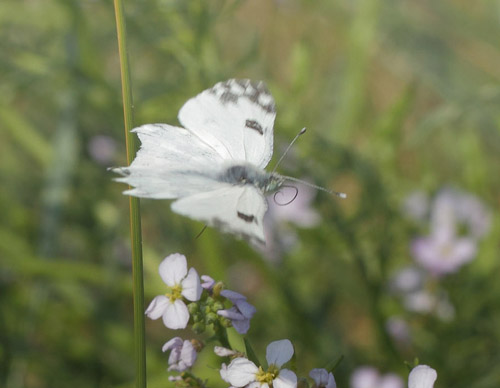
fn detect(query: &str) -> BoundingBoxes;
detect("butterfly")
[113,79,342,245]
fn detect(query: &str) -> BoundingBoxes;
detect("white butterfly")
[114,79,340,245]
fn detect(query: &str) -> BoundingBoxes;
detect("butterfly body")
[218,163,284,193]
[114,79,285,245]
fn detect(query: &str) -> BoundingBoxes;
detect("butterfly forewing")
[115,124,223,199]
[178,79,276,169]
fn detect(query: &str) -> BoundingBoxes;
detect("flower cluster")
[144,254,439,388]
[145,253,256,374]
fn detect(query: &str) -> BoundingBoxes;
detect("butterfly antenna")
[271,127,307,174]
[280,175,347,199]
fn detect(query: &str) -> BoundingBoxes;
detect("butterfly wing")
[171,185,268,245]
[178,79,276,169]
[113,123,224,199]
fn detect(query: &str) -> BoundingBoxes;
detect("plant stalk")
[113,1,147,387]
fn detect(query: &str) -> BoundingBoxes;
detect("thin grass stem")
[113,1,146,387]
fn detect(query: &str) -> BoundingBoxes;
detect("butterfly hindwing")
[171,185,268,245]
[178,79,276,169]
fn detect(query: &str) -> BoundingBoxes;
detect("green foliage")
[1,0,500,387]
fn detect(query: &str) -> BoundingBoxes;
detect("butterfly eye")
[273,185,299,206]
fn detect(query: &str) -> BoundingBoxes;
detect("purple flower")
[162,337,197,371]
[406,188,491,276]
[217,290,256,334]
[145,253,202,329]
[310,368,337,388]
[201,275,216,291]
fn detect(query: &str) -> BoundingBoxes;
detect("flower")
[217,290,257,334]
[350,367,403,388]
[145,253,202,329]
[411,232,477,276]
[408,188,491,276]
[162,337,197,372]
[408,365,437,388]
[432,189,491,239]
[220,339,297,388]
[309,368,336,388]
[201,275,216,291]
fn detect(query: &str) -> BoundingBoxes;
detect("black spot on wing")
[245,119,264,135]
[210,216,265,246]
[237,211,256,223]
[209,79,276,114]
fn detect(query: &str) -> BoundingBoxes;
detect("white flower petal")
[179,340,197,368]
[145,295,169,320]
[162,337,183,352]
[168,347,181,366]
[214,346,238,357]
[162,299,190,329]
[274,369,297,388]
[266,339,294,367]
[181,267,202,301]
[159,253,188,286]
[223,357,259,387]
[408,365,437,388]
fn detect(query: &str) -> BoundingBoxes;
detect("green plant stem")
[113,1,146,387]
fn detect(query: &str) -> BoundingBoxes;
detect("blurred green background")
[1,0,499,387]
